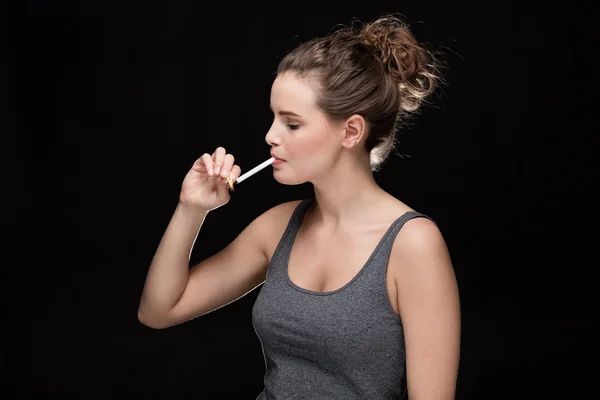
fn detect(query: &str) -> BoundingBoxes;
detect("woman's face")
[265,73,343,185]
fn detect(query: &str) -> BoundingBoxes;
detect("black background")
[11,1,589,398]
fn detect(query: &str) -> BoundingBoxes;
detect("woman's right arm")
[137,200,275,329]
[138,146,277,329]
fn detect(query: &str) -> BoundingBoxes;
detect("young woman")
[138,15,460,400]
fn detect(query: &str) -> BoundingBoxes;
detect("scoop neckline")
[284,198,413,296]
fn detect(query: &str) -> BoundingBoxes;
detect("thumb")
[191,157,205,173]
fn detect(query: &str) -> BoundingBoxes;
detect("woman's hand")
[179,147,241,212]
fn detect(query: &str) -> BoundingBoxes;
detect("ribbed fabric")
[252,198,430,399]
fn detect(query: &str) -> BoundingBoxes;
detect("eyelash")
[270,113,300,131]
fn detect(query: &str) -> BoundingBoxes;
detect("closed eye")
[287,124,300,130]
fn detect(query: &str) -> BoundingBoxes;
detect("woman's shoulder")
[265,199,306,218]
[383,195,450,285]
[260,199,306,253]
[376,194,441,241]
[381,195,445,256]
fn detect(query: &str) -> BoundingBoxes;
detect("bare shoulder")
[378,191,452,275]
[396,216,447,253]
[263,199,304,218]
[392,214,450,268]
[365,194,449,264]
[378,193,445,250]
[389,210,456,299]
[259,199,304,229]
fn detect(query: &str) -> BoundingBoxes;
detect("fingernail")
[208,168,213,175]
[215,167,221,174]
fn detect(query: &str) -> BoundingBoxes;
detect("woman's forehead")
[270,73,318,112]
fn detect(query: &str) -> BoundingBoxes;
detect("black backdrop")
[12,1,588,399]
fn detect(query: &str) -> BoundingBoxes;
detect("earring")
[353,140,358,145]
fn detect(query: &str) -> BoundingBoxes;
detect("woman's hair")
[277,15,443,171]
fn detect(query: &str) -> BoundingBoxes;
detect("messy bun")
[278,15,443,171]
[361,17,438,113]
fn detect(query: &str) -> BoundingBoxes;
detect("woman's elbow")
[137,307,171,329]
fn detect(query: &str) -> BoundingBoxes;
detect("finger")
[216,171,231,198]
[220,154,235,178]
[213,147,226,175]
[229,165,241,181]
[200,153,214,175]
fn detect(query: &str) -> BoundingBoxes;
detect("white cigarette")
[236,157,275,184]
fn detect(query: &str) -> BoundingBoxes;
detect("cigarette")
[227,157,275,191]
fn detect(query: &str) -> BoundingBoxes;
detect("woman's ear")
[343,114,366,148]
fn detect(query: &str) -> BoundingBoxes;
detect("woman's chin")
[273,175,292,185]
[273,171,306,186]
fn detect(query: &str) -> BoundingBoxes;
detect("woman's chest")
[286,227,401,314]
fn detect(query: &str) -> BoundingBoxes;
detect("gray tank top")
[252,198,431,399]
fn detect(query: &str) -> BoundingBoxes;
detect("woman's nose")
[265,125,279,146]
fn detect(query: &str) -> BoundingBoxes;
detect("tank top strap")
[269,197,316,269]
[369,211,433,267]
